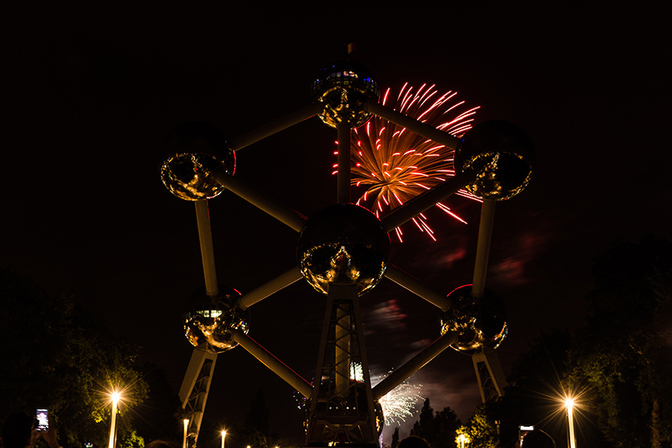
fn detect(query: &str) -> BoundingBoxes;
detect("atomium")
[296,203,390,296]
[183,285,249,353]
[439,284,509,354]
[311,60,379,128]
[457,120,535,200]
[160,122,236,201]
[163,59,535,448]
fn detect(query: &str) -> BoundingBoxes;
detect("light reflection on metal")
[439,284,508,354]
[457,120,534,201]
[311,61,379,128]
[296,204,390,296]
[184,286,250,352]
[160,122,236,201]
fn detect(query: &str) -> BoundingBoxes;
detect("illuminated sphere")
[160,122,236,201]
[183,285,249,353]
[297,203,390,296]
[439,285,508,354]
[456,120,534,200]
[311,61,379,129]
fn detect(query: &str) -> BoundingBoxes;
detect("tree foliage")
[0,270,150,448]
[455,405,497,448]
[570,236,672,448]
[409,399,460,448]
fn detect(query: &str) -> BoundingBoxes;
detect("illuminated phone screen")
[36,409,49,431]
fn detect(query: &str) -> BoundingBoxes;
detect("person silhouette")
[1,412,60,448]
[398,435,431,448]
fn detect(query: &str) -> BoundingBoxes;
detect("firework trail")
[373,372,424,427]
[345,83,481,242]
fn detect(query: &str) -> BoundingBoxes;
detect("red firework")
[344,83,481,242]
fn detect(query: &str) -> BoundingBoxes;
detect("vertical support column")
[335,306,351,397]
[471,350,507,403]
[179,348,218,447]
[337,122,351,204]
[307,283,378,446]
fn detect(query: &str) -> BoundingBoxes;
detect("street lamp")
[221,430,227,448]
[183,419,189,448]
[457,434,468,448]
[564,397,576,448]
[107,391,121,448]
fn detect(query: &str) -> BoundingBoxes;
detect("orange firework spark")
[349,83,481,242]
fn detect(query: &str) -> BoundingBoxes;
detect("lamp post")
[183,419,189,448]
[107,391,121,448]
[221,430,227,448]
[564,398,576,448]
[457,434,467,448]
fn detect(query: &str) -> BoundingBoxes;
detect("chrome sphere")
[297,203,390,296]
[160,122,236,201]
[456,120,534,200]
[311,61,379,129]
[440,285,508,354]
[183,285,249,353]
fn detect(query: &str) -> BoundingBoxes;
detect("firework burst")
[373,372,424,427]
[347,83,481,242]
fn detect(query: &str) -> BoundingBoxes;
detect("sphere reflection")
[311,61,379,129]
[456,120,534,201]
[160,122,236,201]
[440,284,508,354]
[297,203,390,296]
[184,285,249,353]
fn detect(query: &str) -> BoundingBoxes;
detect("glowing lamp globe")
[440,285,508,354]
[456,120,534,200]
[297,203,390,296]
[183,285,249,353]
[160,122,236,201]
[311,61,379,129]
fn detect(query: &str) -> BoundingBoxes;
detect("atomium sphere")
[456,120,535,201]
[310,60,379,129]
[183,285,249,353]
[297,203,390,296]
[160,122,236,201]
[439,284,508,354]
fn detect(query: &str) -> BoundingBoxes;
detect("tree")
[410,399,460,448]
[240,388,270,448]
[455,405,497,448]
[570,236,672,448]
[391,427,400,448]
[0,270,149,448]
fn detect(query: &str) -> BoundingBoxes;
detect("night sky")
[1,2,669,445]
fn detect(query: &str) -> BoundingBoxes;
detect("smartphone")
[36,409,49,431]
